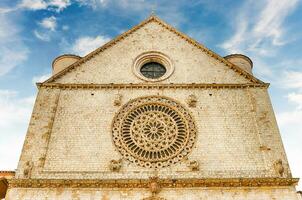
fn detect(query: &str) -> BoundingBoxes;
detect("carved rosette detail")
[112,96,197,169]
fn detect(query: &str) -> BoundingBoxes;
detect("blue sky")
[0,0,302,189]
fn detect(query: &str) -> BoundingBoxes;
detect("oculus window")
[140,62,166,79]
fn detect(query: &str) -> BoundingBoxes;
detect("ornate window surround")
[112,96,197,169]
[132,51,174,82]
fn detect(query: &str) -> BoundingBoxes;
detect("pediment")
[44,15,264,85]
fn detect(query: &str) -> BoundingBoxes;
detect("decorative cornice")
[37,83,269,90]
[0,171,15,174]
[43,15,264,84]
[8,178,298,189]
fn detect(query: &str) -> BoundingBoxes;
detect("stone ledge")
[8,178,299,189]
[37,83,269,90]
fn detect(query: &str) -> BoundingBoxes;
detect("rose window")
[112,96,197,168]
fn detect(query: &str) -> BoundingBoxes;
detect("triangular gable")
[44,15,264,84]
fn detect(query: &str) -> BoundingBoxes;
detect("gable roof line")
[44,15,265,84]
[150,17,264,84]
[44,16,155,83]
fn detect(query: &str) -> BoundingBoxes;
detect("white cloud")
[71,35,110,56]
[274,70,302,143]
[34,30,51,41]
[34,16,57,41]
[0,7,17,14]
[75,0,155,11]
[277,109,302,127]
[48,0,71,11]
[76,0,112,8]
[221,0,298,55]
[0,90,34,128]
[39,16,57,31]
[220,0,300,81]
[287,93,302,109]
[0,90,35,170]
[280,71,302,90]
[276,69,302,190]
[19,0,70,12]
[253,0,298,46]
[0,13,29,76]
[277,70,302,145]
[276,104,302,190]
[32,73,51,83]
[19,0,48,10]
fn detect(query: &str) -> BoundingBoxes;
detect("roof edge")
[43,15,158,84]
[149,16,263,84]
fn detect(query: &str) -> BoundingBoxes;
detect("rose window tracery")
[112,96,197,168]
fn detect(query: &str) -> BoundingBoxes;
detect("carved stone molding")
[143,196,166,200]
[8,178,299,189]
[132,51,174,82]
[37,83,269,90]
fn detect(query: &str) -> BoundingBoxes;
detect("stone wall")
[15,86,290,180]
[6,186,300,200]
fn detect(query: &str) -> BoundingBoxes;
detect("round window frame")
[111,95,197,169]
[133,51,174,82]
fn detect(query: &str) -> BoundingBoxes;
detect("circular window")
[133,51,174,82]
[112,96,197,169]
[140,62,166,79]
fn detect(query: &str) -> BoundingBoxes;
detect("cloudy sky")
[0,0,301,189]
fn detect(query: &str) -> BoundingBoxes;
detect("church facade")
[5,16,300,199]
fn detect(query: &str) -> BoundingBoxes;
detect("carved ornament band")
[8,178,298,188]
[37,83,269,90]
